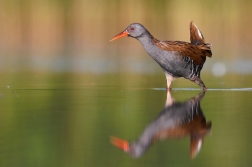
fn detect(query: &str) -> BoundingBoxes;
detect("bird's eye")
[130,27,134,30]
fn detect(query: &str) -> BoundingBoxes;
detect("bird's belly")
[161,58,191,77]
[150,51,202,78]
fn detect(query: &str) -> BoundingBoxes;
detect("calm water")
[1,72,252,167]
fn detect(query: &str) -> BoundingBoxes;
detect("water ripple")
[152,88,252,91]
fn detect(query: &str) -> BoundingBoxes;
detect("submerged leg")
[165,73,175,91]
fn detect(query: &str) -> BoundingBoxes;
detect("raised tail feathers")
[190,21,212,58]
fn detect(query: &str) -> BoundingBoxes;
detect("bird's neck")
[136,31,155,45]
[136,32,162,60]
[136,32,159,51]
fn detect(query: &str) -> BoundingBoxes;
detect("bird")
[110,22,212,90]
[110,91,212,158]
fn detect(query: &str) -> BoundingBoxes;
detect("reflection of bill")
[111,91,211,158]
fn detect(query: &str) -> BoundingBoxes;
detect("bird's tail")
[190,21,212,57]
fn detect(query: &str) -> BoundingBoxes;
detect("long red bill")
[110,136,129,152]
[110,31,129,42]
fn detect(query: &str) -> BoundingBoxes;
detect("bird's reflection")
[111,91,212,158]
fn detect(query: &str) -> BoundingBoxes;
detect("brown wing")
[153,40,211,65]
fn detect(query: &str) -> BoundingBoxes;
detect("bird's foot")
[203,86,207,92]
[166,86,172,91]
[190,77,207,92]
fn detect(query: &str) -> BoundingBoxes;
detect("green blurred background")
[1,0,252,73]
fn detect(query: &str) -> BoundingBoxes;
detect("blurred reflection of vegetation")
[1,0,252,63]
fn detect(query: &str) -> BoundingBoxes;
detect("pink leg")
[165,73,175,91]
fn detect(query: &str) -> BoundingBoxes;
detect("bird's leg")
[165,73,175,91]
[190,77,207,91]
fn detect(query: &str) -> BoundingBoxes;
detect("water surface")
[0,72,252,167]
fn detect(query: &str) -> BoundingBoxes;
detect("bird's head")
[110,23,148,42]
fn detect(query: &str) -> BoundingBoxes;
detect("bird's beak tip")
[110,31,128,42]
